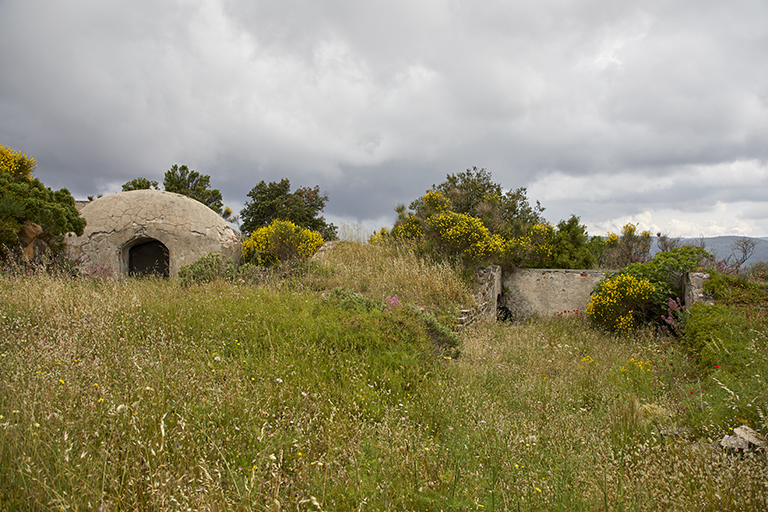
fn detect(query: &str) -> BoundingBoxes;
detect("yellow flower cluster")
[242,220,324,266]
[427,211,496,261]
[391,214,423,240]
[369,226,389,245]
[585,273,655,332]
[614,313,635,332]
[0,144,37,179]
[621,358,651,373]
[422,190,450,213]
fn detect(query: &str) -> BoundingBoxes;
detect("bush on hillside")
[587,246,712,332]
[374,168,596,270]
[585,273,657,332]
[600,223,653,268]
[1,160,85,256]
[242,219,324,266]
[178,253,237,286]
[746,260,768,282]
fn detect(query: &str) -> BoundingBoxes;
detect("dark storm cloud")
[1,0,767,236]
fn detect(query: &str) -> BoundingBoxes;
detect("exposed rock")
[720,425,767,452]
[685,272,715,306]
[721,434,750,451]
[17,221,43,261]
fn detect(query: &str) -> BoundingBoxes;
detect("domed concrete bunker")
[65,190,240,277]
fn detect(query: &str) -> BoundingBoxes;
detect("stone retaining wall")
[494,268,609,321]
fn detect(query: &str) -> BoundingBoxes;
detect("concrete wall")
[499,268,610,320]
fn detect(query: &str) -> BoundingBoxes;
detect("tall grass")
[310,241,472,318]
[1,245,766,510]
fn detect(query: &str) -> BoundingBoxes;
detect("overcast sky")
[1,0,767,237]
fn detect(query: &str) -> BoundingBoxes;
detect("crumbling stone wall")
[458,265,502,325]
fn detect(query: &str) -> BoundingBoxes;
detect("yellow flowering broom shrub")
[242,220,324,266]
[424,211,501,265]
[391,213,423,240]
[585,273,656,333]
[0,144,37,179]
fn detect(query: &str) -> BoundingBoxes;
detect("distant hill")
[650,236,768,267]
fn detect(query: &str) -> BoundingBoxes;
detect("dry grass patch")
[312,241,472,315]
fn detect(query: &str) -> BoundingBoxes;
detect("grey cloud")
[1,0,767,236]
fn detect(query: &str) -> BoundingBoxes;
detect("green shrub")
[684,304,753,371]
[746,260,768,282]
[419,310,461,356]
[322,287,380,312]
[178,253,237,286]
[322,288,461,357]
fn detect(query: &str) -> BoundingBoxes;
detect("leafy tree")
[122,177,158,191]
[550,215,597,269]
[121,165,234,221]
[404,167,545,238]
[429,167,502,217]
[163,164,224,215]
[384,167,595,269]
[601,223,653,268]
[240,179,338,240]
[1,148,85,252]
[408,167,544,237]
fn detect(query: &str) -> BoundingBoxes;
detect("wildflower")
[213,356,221,362]
[276,378,283,383]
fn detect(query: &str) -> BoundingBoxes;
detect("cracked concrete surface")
[65,190,241,276]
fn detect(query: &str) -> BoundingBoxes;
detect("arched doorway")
[127,239,169,277]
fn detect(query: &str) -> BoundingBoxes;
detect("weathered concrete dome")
[65,189,240,277]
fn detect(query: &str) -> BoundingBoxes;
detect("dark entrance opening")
[128,240,169,277]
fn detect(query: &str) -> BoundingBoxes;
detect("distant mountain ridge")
[650,236,768,267]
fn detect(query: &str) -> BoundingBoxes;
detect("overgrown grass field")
[1,243,766,510]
